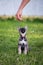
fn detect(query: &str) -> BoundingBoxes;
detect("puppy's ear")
[25,26,27,30]
[17,27,20,31]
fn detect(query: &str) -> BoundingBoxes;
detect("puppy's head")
[18,26,27,37]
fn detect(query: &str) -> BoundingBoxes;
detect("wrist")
[18,8,23,12]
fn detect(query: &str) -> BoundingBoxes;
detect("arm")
[16,0,30,21]
[18,0,30,12]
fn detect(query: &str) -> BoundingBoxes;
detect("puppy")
[18,26,28,54]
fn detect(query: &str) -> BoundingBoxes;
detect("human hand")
[16,10,22,21]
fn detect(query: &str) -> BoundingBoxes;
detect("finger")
[16,14,22,21]
[18,14,22,21]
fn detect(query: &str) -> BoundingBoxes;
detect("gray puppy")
[18,26,28,54]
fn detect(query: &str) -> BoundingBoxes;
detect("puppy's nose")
[22,30,25,33]
[22,31,24,33]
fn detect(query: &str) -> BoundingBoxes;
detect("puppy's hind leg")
[18,45,21,54]
[24,46,28,55]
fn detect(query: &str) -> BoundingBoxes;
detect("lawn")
[0,17,43,65]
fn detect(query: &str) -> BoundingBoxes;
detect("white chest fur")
[19,39,27,45]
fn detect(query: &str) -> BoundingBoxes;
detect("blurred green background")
[0,17,43,65]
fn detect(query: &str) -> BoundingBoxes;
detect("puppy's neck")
[19,35,27,41]
[20,35,25,39]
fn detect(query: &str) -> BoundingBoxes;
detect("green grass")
[0,17,43,65]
